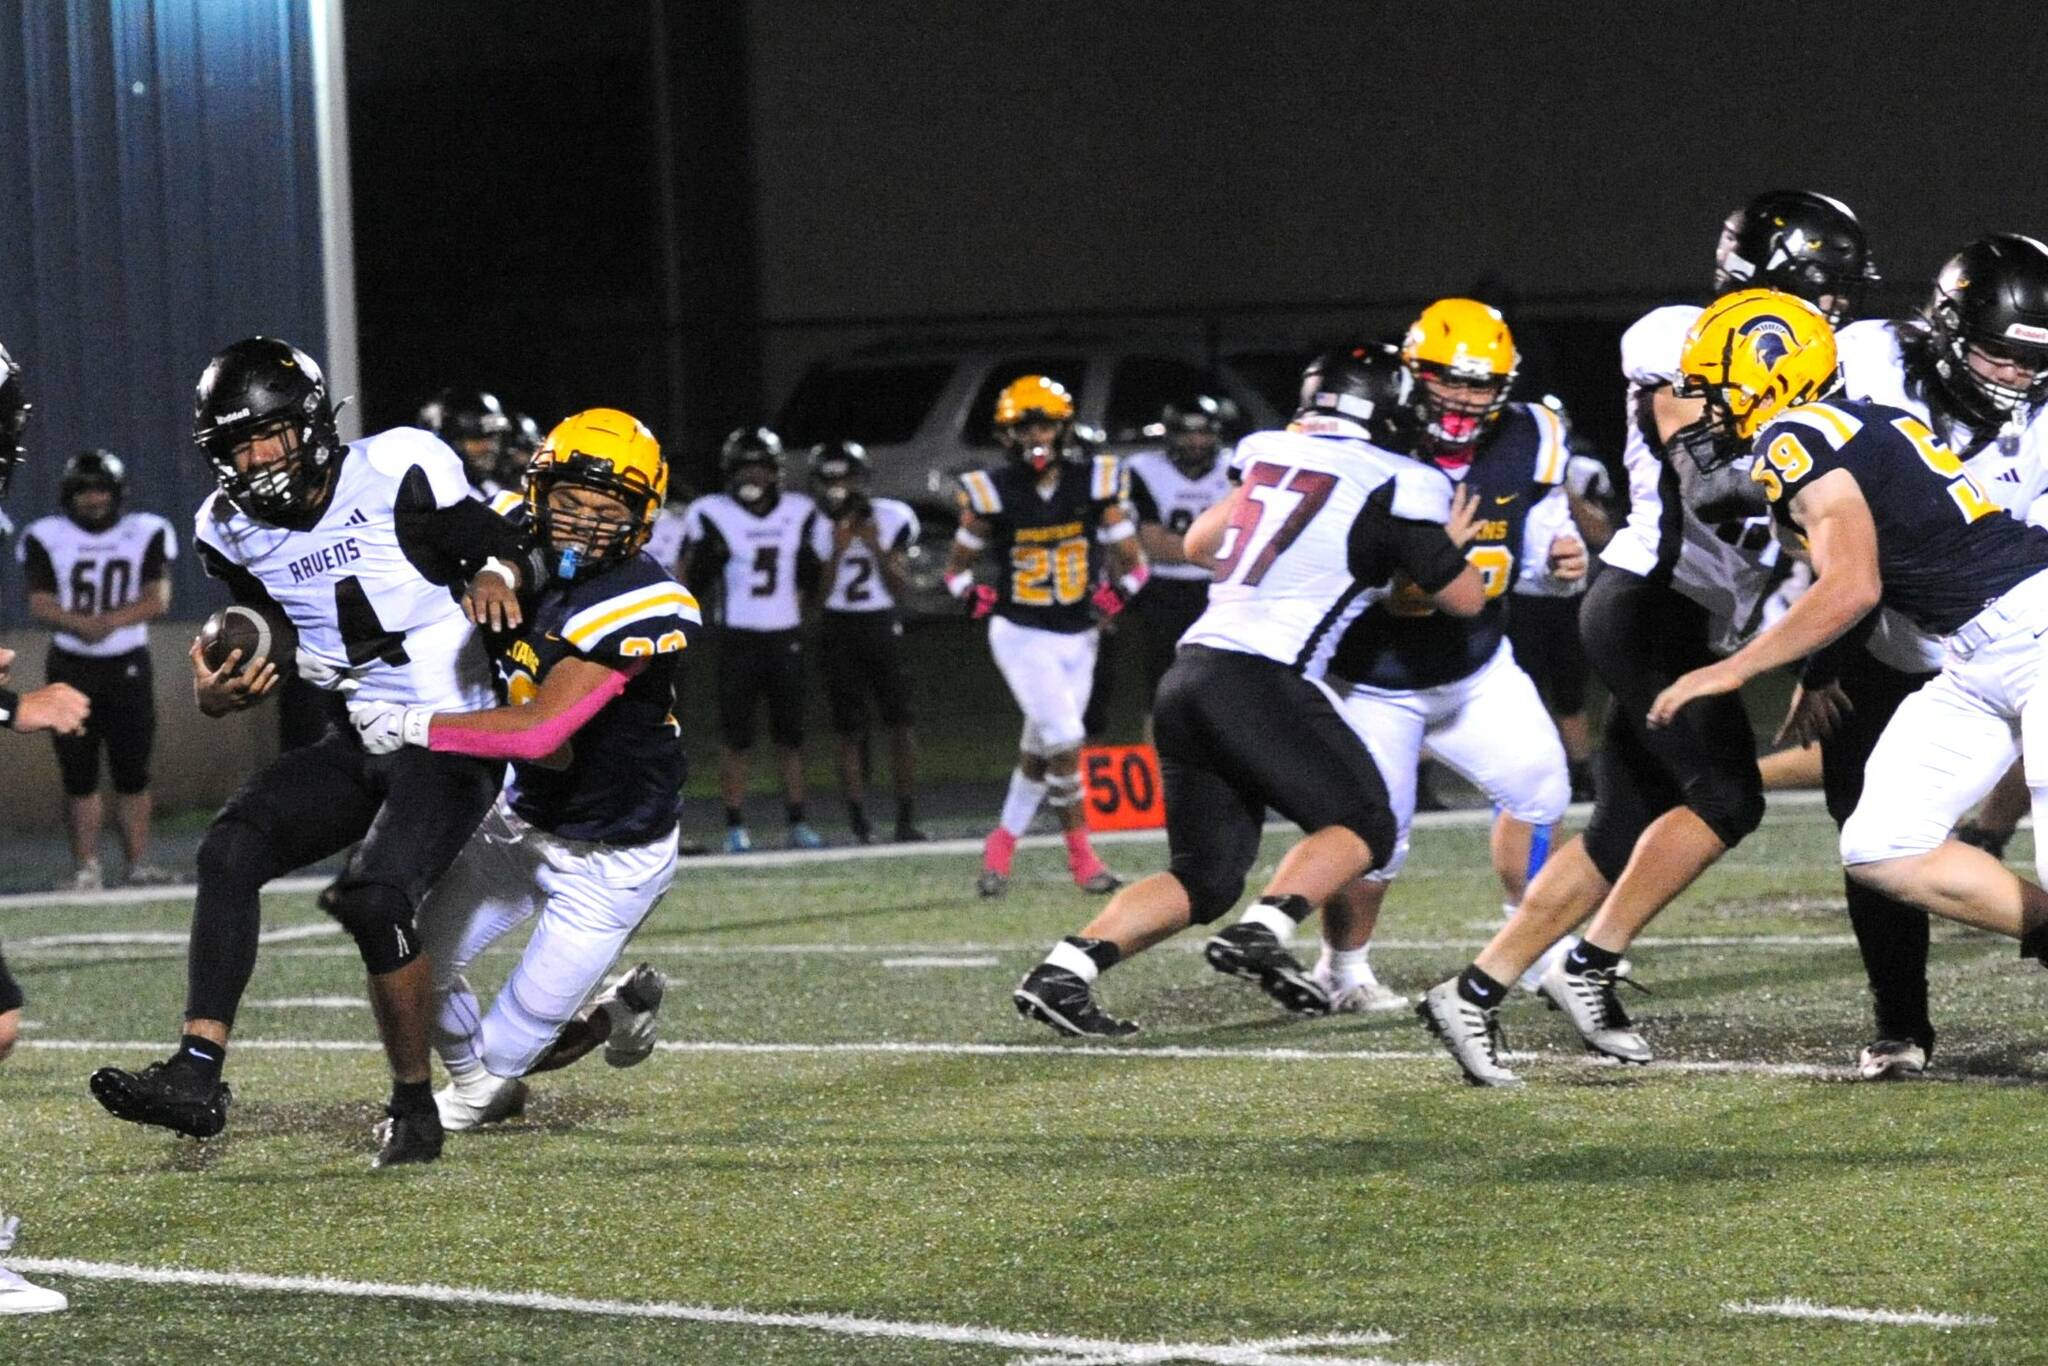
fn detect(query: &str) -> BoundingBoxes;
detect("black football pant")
[0,945,22,1014]
[185,726,500,1028]
[1821,646,1938,1049]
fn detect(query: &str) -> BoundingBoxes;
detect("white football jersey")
[681,490,820,632]
[194,427,493,711]
[810,496,919,613]
[1182,426,1455,679]
[1601,304,1778,652]
[1125,446,1235,582]
[18,510,178,656]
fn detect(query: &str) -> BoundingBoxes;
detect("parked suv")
[776,340,1282,614]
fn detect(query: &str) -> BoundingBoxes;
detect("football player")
[678,427,825,851]
[1124,396,1235,726]
[19,449,179,888]
[1417,190,1878,1085]
[1786,233,2048,1077]
[89,337,545,1165]
[1652,291,2048,1033]
[418,386,517,498]
[945,376,1145,896]
[808,439,927,843]
[1314,312,1583,1014]
[349,409,696,1130]
[1013,350,1484,1035]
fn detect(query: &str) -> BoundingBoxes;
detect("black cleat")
[977,869,1010,899]
[894,821,932,843]
[1013,964,1139,1037]
[1203,922,1332,1015]
[90,1058,232,1139]
[1857,1037,1930,1081]
[371,1103,444,1168]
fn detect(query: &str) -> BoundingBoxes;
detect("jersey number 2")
[335,575,411,667]
[1210,463,1338,586]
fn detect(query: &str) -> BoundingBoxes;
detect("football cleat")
[371,1103,445,1168]
[1203,923,1331,1015]
[1538,958,1652,1064]
[1075,867,1122,895]
[1013,964,1138,1038]
[894,820,931,843]
[68,862,103,893]
[435,1067,528,1131]
[787,822,826,850]
[89,1057,232,1139]
[1857,1038,1929,1081]
[1416,979,1520,1086]
[976,869,1010,899]
[0,1266,67,1316]
[1330,979,1408,1013]
[723,825,752,854]
[597,962,669,1068]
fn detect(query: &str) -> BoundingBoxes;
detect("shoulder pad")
[1522,403,1570,485]
[365,426,470,508]
[488,489,526,519]
[1387,459,1455,522]
[1090,453,1125,503]
[561,563,704,659]
[1620,305,1703,387]
[958,468,1003,517]
[1768,400,1865,453]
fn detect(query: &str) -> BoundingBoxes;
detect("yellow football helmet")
[992,374,1075,472]
[527,407,667,575]
[1400,298,1519,449]
[1678,289,1839,441]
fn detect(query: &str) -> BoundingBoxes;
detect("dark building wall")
[0,0,331,621]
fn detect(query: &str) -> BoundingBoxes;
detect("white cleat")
[596,962,668,1069]
[1538,957,1651,1063]
[1857,1039,1928,1081]
[1521,935,1579,994]
[1315,968,1408,1013]
[0,1265,67,1315]
[434,1066,528,1132]
[1415,980,1520,1087]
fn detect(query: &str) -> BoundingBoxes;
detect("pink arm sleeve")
[425,666,632,761]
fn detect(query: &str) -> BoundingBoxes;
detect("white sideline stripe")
[0,790,1841,914]
[881,955,1002,968]
[1724,1298,1995,1329]
[20,1034,2000,1082]
[10,922,341,950]
[3,1259,1418,1366]
[244,997,366,1010]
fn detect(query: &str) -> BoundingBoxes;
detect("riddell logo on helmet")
[219,408,252,422]
[2004,322,2048,344]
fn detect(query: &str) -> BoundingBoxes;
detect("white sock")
[1000,769,1048,837]
[1320,945,1375,991]
[1045,939,1100,983]
[1239,902,1296,942]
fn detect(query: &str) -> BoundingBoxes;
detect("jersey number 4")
[335,575,411,667]
[1210,463,1337,586]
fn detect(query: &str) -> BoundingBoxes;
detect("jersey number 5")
[1210,462,1338,587]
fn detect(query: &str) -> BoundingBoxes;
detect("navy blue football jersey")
[1756,398,2048,635]
[1331,403,1570,690]
[958,454,1126,633]
[497,552,701,844]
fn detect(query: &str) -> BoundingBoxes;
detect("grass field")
[5,802,2048,1363]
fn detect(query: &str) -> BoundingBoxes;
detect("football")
[197,601,299,678]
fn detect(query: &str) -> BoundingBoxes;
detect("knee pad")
[1683,772,1766,851]
[324,878,423,975]
[1170,854,1247,926]
[1044,770,1083,809]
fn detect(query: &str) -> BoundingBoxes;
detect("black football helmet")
[1713,190,1878,324]
[1296,343,1414,449]
[721,426,784,506]
[1925,233,2048,426]
[62,449,127,531]
[0,340,28,499]
[808,439,872,518]
[1148,395,1237,477]
[500,409,544,485]
[418,386,513,486]
[193,337,343,522]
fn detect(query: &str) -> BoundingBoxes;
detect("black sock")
[1256,893,1314,924]
[390,1078,434,1116]
[1065,935,1122,972]
[1456,966,1507,1010]
[1845,873,1933,1042]
[846,800,870,832]
[724,806,745,829]
[786,802,806,825]
[896,797,916,827]
[1565,940,1622,974]
[175,1033,226,1081]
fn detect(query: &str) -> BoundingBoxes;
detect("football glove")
[348,701,433,755]
[1090,565,1150,620]
[945,570,998,620]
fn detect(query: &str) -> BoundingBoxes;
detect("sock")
[1565,940,1622,974]
[724,806,745,829]
[785,802,806,826]
[1046,935,1121,982]
[390,1078,434,1115]
[983,826,1018,875]
[1064,827,1104,875]
[1321,945,1374,990]
[896,797,916,827]
[846,801,870,836]
[1456,965,1507,1010]
[1241,893,1312,940]
[1000,769,1048,837]
[175,1033,225,1081]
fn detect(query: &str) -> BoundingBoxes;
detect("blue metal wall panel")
[0,0,329,619]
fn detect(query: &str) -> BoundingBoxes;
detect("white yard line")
[243,997,366,1010]
[4,1258,1419,1366]
[1723,1298,1995,1329]
[880,955,1003,968]
[0,791,1844,914]
[10,922,341,950]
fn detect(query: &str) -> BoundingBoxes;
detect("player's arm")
[413,654,638,763]
[1521,486,1587,587]
[942,499,999,617]
[1090,502,1150,617]
[188,540,283,715]
[391,463,546,631]
[677,511,727,600]
[876,508,914,598]
[1183,486,1240,566]
[1394,483,1487,617]
[1648,468,1880,727]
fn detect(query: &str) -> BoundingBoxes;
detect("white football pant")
[987,614,1099,756]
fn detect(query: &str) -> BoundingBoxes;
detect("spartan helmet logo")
[1737,315,1795,368]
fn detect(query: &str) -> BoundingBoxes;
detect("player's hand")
[1647,662,1743,728]
[1090,578,1132,620]
[1774,681,1852,748]
[13,683,89,735]
[0,646,13,685]
[1547,533,1588,582]
[348,701,411,755]
[464,565,523,632]
[190,636,279,716]
[1445,482,1482,547]
[965,583,998,620]
[831,519,857,555]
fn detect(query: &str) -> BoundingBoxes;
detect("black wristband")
[0,686,18,728]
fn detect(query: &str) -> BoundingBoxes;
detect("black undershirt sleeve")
[19,534,56,595]
[197,540,284,611]
[684,519,729,599]
[796,512,823,595]
[1345,483,1469,593]
[1129,474,1162,524]
[394,466,544,589]
[140,527,170,582]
